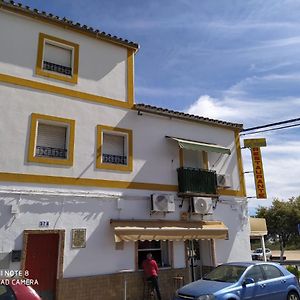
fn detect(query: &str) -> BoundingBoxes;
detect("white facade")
[0,1,251,288]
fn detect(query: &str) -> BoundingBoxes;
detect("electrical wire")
[240,122,300,136]
[242,117,300,132]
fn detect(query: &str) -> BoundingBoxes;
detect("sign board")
[251,147,267,199]
[244,138,267,148]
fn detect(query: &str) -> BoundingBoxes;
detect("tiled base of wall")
[57,268,190,300]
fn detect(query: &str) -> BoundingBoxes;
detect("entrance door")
[24,233,59,300]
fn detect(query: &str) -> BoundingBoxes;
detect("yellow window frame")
[96,125,133,172]
[28,113,75,166]
[36,33,79,84]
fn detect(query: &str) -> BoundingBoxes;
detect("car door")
[240,265,268,300]
[259,264,286,300]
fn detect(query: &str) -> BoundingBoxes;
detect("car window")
[245,266,264,282]
[0,285,16,300]
[203,265,247,283]
[261,264,283,279]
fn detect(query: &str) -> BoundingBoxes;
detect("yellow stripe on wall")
[0,172,244,196]
[0,73,133,109]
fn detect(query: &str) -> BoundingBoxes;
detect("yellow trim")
[36,33,79,84]
[96,125,133,172]
[127,49,134,106]
[0,73,133,109]
[0,172,177,192]
[202,151,208,170]
[28,113,75,166]
[218,131,246,197]
[179,148,184,168]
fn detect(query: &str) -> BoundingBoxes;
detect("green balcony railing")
[177,167,217,195]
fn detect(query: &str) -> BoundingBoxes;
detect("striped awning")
[110,219,229,242]
[166,136,231,155]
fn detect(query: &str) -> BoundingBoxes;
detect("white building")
[0,1,251,299]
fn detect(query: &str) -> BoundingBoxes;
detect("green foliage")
[286,265,300,279]
[255,196,300,256]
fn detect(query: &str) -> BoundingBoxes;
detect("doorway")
[22,230,64,300]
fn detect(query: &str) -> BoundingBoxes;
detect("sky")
[19,0,300,214]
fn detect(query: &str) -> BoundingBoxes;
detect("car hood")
[178,279,234,297]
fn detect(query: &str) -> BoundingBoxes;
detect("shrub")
[286,265,300,279]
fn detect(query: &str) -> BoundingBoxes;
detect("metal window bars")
[43,61,72,76]
[36,146,67,158]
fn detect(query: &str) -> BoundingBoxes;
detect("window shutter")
[36,124,67,149]
[44,43,72,67]
[103,134,125,156]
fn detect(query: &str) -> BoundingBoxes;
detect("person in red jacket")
[142,253,162,300]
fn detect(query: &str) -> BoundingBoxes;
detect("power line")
[242,117,300,132]
[240,122,300,136]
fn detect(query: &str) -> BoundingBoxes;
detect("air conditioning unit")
[151,194,175,213]
[217,174,232,188]
[191,197,213,215]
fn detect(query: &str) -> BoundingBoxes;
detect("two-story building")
[0,1,251,299]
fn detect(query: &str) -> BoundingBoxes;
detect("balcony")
[102,154,127,165]
[36,146,67,159]
[177,167,217,195]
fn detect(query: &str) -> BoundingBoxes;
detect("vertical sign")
[244,138,267,199]
[251,147,267,199]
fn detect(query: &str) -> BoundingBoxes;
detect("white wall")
[214,197,252,263]
[0,10,128,102]
[0,184,251,277]
[0,84,241,189]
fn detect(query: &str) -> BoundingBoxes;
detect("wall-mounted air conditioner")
[151,194,175,213]
[217,174,232,188]
[191,197,213,215]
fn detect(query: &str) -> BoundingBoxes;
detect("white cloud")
[186,78,300,211]
[185,95,237,120]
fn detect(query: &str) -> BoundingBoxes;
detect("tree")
[256,196,300,261]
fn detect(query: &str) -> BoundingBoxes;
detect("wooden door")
[25,233,59,300]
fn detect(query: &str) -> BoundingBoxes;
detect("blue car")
[174,262,300,300]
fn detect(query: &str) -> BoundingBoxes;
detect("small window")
[36,33,79,83]
[261,264,283,280]
[96,125,133,171]
[137,241,171,270]
[28,113,75,166]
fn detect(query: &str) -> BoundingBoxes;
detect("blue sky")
[20,0,300,214]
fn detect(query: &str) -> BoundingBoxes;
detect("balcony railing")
[102,154,127,165]
[36,146,67,159]
[43,61,72,76]
[177,167,217,195]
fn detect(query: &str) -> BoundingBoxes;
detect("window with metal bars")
[102,133,127,165]
[35,123,68,159]
[43,42,73,76]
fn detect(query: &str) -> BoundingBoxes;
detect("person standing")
[142,253,162,300]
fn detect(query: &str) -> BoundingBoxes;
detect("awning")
[166,136,231,155]
[249,217,268,237]
[110,219,229,242]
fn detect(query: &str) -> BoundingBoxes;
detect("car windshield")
[203,265,247,283]
[255,249,262,253]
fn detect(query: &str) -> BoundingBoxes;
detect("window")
[96,125,133,171]
[36,33,79,83]
[137,241,171,270]
[245,265,264,282]
[261,264,283,279]
[28,113,75,166]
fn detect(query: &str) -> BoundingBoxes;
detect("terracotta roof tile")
[135,103,243,130]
